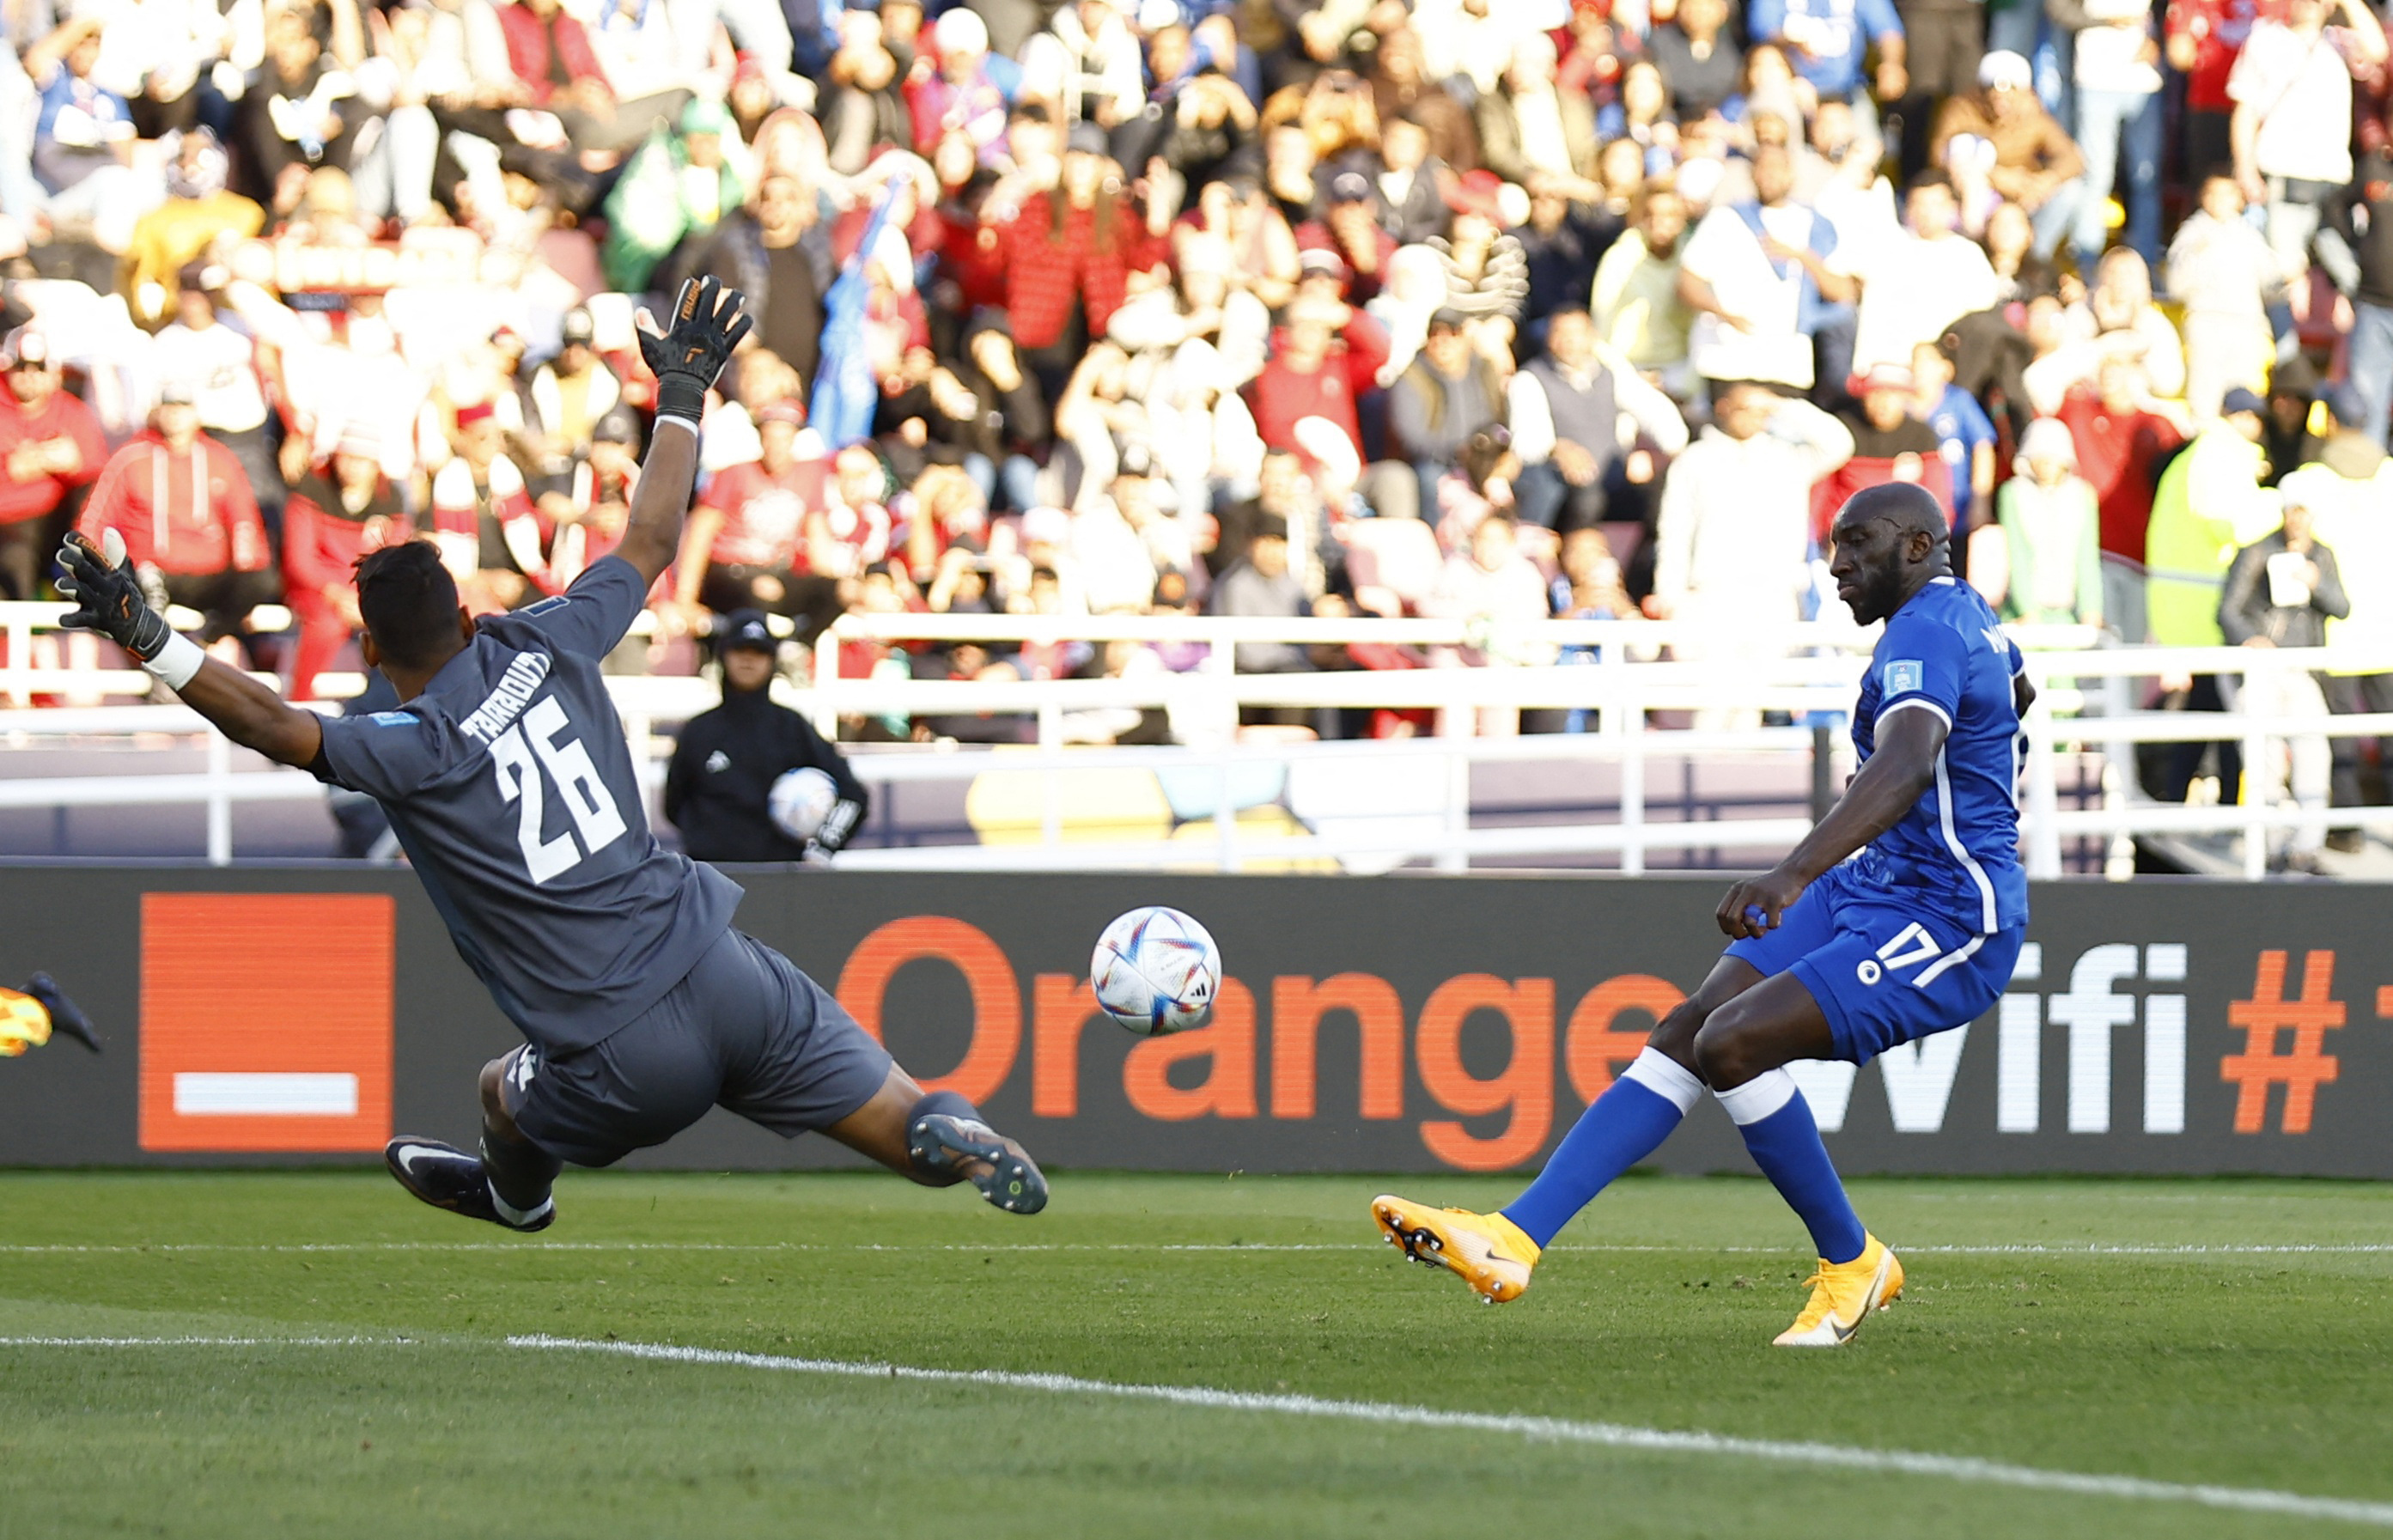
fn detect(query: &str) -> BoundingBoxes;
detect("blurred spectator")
[2328,144,2393,447]
[1931,52,2086,259]
[673,387,827,630]
[1480,33,1604,204]
[2218,481,2347,869]
[1650,0,1747,120]
[1677,142,1854,393]
[281,427,405,700]
[2053,356,2181,639]
[2227,0,2384,283]
[1509,306,1690,533]
[1390,309,1507,521]
[429,399,551,612]
[1978,417,2104,625]
[2168,173,2286,419]
[1592,182,1696,393]
[0,328,104,600]
[1208,511,1310,704]
[2063,0,2164,264]
[1909,339,1997,534]
[153,272,277,520]
[1815,362,1954,535]
[27,18,153,255]
[1652,380,1853,629]
[604,96,753,292]
[125,132,263,327]
[2147,386,2280,648]
[1368,27,1479,173]
[1372,112,1452,247]
[79,385,276,651]
[1751,0,1908,107]
[1429,511,1554,735]
[526,307,623,465]
[1850,171,2000,378]
[2281,388,2393,832]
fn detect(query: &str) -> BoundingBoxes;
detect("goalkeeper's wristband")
[142,630,204,691]
[654,374,709,426]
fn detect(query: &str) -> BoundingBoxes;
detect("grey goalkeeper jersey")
[315,557,741,1051]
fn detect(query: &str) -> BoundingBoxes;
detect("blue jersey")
[1848,576,2027,934]
[315,557,741,1051]
[1926,384,1996,527]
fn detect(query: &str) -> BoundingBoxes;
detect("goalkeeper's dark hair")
[354,541,465,669]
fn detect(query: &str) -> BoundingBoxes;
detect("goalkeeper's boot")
[1372,1195,1540,1304]
[25,974,99,1052]
[1773,1233,1903,1347]
[384,1137,553,1233]
[908,1114,1048,1214]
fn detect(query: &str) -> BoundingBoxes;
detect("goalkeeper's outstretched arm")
[55,529,325,770]
[612,277,751,593]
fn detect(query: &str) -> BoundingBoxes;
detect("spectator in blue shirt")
[1911,339,1997,530]
[1748,0,1909,105]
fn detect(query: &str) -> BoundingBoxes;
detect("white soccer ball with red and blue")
[767,766,840,842]
[1091,907,1221,1037]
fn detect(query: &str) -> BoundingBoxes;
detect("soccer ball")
[768,766,840,842]
[1091,907,1221,1037]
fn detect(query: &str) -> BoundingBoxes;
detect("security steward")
[665,610,868,862]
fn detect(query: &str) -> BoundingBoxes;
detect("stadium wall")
[0,867,2384,1176]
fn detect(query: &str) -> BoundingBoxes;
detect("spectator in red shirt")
[0,327,104,600]
[429,401,551,613]
[78,384,276,650]
[2055,356,2182,636]
[498,0,606,109]
[1245,295,1404,514]
[280,426,406,700]
[676,400,843,640]
[985,121,1164,398]
[1812,364,1956,539]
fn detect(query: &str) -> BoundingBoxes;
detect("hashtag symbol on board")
[2219,950,2345,1133]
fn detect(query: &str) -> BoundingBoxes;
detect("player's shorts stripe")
[1910,932,1986,989]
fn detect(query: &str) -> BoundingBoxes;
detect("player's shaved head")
[356,541,470,676]
[1828,483,1951,624]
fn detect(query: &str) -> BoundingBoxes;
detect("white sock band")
[143,631,204,691]
[1716,1068,1800,1126]
[1619,1047,1705,1113]
[486,1179,552,1228]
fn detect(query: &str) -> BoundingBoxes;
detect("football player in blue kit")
[55,279,1045,1230]
[1374,481,2030,1345]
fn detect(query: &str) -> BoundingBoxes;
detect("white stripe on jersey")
[1933,748,2000,934]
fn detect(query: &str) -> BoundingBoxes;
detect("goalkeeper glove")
[638,275,753,427]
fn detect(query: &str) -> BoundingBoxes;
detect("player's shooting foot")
[24,974,99,1052]
[908,1114,1049,1214]
[384,1136,555,1232]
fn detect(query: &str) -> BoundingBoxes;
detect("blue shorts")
[1724,864,2024,1065]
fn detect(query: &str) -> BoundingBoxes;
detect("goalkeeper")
[54,280,1044,1231]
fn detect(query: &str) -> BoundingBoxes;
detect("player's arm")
[55,530,324,769]
[612,277,753,593]
[1717,706,1948,940]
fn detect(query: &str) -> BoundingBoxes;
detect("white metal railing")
[0,599,2387,878]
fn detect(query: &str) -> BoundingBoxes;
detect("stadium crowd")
[2,0,2390,809]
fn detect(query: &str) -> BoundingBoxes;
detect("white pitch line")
[510,1333,2393,1529]
[1,1240,2391,1257]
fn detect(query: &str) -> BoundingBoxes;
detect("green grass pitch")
[2,1170,2390,1538]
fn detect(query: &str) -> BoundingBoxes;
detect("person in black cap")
[665,610,870,864]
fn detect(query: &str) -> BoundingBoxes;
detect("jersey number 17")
[490,697,629,883]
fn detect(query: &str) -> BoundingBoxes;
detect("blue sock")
[1720,1070,1866,1264]
[1501,1049,1702,1247]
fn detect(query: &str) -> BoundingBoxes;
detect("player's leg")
[816,1063,1048,1214]
[1371,941,1806,1303]
[384,1046,566,1232]
[714,933,1048,1214]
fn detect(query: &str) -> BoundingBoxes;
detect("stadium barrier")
[0,867,2383,1177]
[3,601,2392,876]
